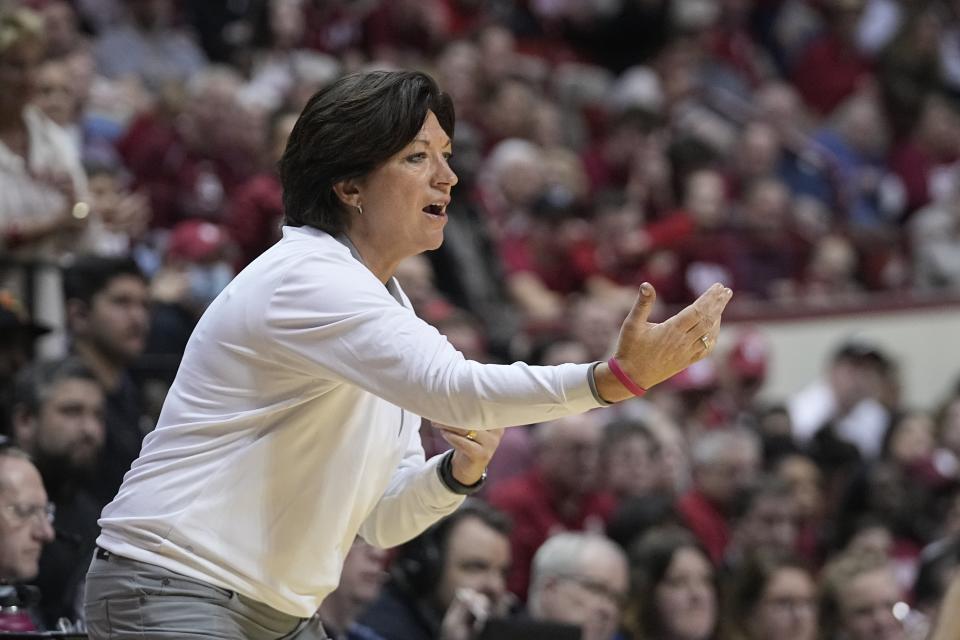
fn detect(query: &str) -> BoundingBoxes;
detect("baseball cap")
[728,330,769,380]
[166,220,229,262]
[0,290,50,340]
[669,357,719,391]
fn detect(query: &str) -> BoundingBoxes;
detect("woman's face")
[838,569,905,640]
[654,547,716,640]
[350,110,457,270]
[749,567,818,640]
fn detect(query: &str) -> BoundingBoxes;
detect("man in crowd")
[0,291,50,437]
[358,501,513,640]
[63,256,149,506]
[487,413,616,599]
[11,357,105,627]
[0,443,55,631]
[526,532,629,640]
[677,428,762,564]
[316,538,389,640]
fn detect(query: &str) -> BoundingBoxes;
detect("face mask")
[186,262,234,308]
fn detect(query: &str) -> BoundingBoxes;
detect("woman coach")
[84,70,732,639]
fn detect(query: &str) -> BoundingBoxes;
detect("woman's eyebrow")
[413,136,452,148]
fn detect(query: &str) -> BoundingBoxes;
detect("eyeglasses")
[557,574,628,609]
[2,502,55,527]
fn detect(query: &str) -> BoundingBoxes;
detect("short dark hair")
[279,70,455,235]
[13,357,99,417]
[390,499,510,597]
[723,553,813,639]
[625,526,717,639]
[62,256,145,306]
[601,418,659,458]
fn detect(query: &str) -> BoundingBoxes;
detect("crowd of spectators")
[1,0,960,638]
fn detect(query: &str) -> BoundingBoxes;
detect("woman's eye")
[442,152,453,161]
[406,153,427,163]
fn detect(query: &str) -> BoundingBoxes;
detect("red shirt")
[677,488,730,565]
[226,173,284,268]
[487,467,616,600]
[791,34,872,116]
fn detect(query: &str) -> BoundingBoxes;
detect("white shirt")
[0,106,90,358]
[788,379,889,458]
[97,226,603,617]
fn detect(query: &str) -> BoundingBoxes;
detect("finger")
[692,283,733,318]
[670,303,705,333]
[623,282,657,325]
[440,430,484,451]
[437,425,471,437]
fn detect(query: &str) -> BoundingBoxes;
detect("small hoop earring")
[356,204,363,216]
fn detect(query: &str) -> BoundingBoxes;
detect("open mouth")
[422,203,447,218]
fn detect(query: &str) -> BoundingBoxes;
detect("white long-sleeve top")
[97,225,604,617]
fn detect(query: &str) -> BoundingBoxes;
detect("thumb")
[624,282,657,324]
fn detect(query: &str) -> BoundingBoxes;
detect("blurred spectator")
[673,168,737,302]
[600,418,663,504]
[878,6,945,140]
[835,462,930,588]
[0,291,49,437]
[11,357,104,627]
[0,7,89,356]
[776,454,828,565]
[789,340,893,459]
[881,410,948,492]
[63,255,149,507]
[818,549,908,640]
[624,526,718,640]
[33,56,80,147]
[0,444,55,632]
[721,554,818,640]
[359,500,513,640]
[526,532,628,640]
[909,183,960,291]
[912,537,960,627]
[93,0,207,91]
[316,537,389,640]
[117,65,250,228]
[426,122,519,359]
[677,428,762,564]
[487,412,616,600]
[244,0,342,111]
[800,234,865,302]
[226,108,297,268]
[887,92,960,215]
[83,158,151,256]
[813,92,903,229]
[142,219,234,391]
[791,0,873,117]
[725,477,800,572]
[728,177,807,300]
[715,329,771,430]
[38,1,86,59]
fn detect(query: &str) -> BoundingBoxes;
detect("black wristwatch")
[438,451,487,495]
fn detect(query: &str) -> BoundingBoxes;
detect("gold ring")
[465,430,477,441]
[699,335,710,349]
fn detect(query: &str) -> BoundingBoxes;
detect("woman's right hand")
[595,282,733,402]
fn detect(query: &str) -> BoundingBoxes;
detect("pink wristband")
[607,357,647,397]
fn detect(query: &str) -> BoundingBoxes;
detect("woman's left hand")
[436,426,504,486]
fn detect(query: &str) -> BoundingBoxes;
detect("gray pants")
[85,550,327,640]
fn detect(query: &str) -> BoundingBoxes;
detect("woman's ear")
[332,178,362,210]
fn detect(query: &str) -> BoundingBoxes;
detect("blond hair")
[0,6,44,56]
